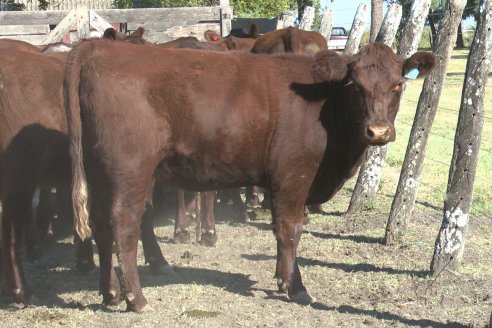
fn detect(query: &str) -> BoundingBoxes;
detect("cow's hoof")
[76,259,96,273]
[199,232,217,247]
[10,288,32,305]
[289,291,315,305]
[102,289,121,306]
[149,262,175,275]
[277,279,288,294]
[173,231,191,244]
[307,204,323,214]
[125,293,152,313]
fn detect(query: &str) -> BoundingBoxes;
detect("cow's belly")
[155,151,265,191]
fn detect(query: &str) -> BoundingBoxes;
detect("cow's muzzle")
[365,124,395,145]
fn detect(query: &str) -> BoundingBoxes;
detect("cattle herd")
[0,24,436,313]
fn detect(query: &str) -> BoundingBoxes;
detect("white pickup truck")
[328,26,348,50]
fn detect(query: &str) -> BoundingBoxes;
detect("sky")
[319,0,476,30]
[320,0,372,30]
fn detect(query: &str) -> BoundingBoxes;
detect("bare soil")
[1,188,491,328]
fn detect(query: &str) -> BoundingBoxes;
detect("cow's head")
[306,43,435,146]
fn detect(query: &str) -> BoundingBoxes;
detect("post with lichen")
[383,0,467,245]
[345,3,402,214]
[220,0,232,37]
[318,8,334,43]
[430,0,492,275]
[299,6,315,31]
[344,3,369,55]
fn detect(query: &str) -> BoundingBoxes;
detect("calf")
[64,41,435,312]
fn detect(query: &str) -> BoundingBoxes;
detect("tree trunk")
[384,0,467,245]
[299,6,315,31]
[318,9,334,42]
[456,22,465,48]
[370,0,383,43]
[431,0,492,275]
[344,4,369,55]
[346,3,402,215]
[428,9,438,49]
[297,0,314,24]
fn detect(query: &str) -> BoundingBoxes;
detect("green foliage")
[112,0,292,18]
[231,0,291,18]
[4,0,25,10]
[38,0,49,10]
[113,0,218,9]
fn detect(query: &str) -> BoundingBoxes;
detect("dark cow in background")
[0,29,171,306]
[251,26,327,55]
[64,40,435,312]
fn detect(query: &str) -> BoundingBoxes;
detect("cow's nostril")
[366,127,375,139]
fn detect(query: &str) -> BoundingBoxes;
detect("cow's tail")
[63,41,97,241]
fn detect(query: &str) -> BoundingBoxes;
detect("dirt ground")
[0,188,491,328]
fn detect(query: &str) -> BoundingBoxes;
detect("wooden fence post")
[397,0,432,58]
[76,5,90,41]
[277,11,296,29]
[345,3,402,215]
[318,8,334,43]
[220,0,232,36]
[430,0,492,274]
[384,0,434,244]
[41,9,76,45]
[344,3,369,55]
[383,0,467,245]
[89,10,114,34]
[299,6,315,31]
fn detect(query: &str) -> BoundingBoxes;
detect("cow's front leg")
[271,194,314,305]
[174,188,191,244]
[199,191,217,247]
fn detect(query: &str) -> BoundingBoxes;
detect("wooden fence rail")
[0,4,231,44]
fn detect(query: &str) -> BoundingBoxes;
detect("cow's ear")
[102,28,117,40]
[204,30,221,42]
[313,50,349,82]
[130,27,145,40]
[250,24,260,39]
[403,52,436,79]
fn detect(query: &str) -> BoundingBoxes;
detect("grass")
[384,48,492,218]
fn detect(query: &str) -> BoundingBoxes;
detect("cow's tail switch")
[63,41,97,241]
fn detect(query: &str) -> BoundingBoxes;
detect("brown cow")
[251,26,327,55]
[0,30,171,306]
[64,40,435,312]
[204,24,259,51]
[0,39,41,53]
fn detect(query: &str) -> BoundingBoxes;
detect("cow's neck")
[306,83,368,205]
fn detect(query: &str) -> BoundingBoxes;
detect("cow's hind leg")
[90,197,120,306]
[271,191,314,305]
[141,202,173,274]
[111,177,155,312]
[1,186,35,303]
